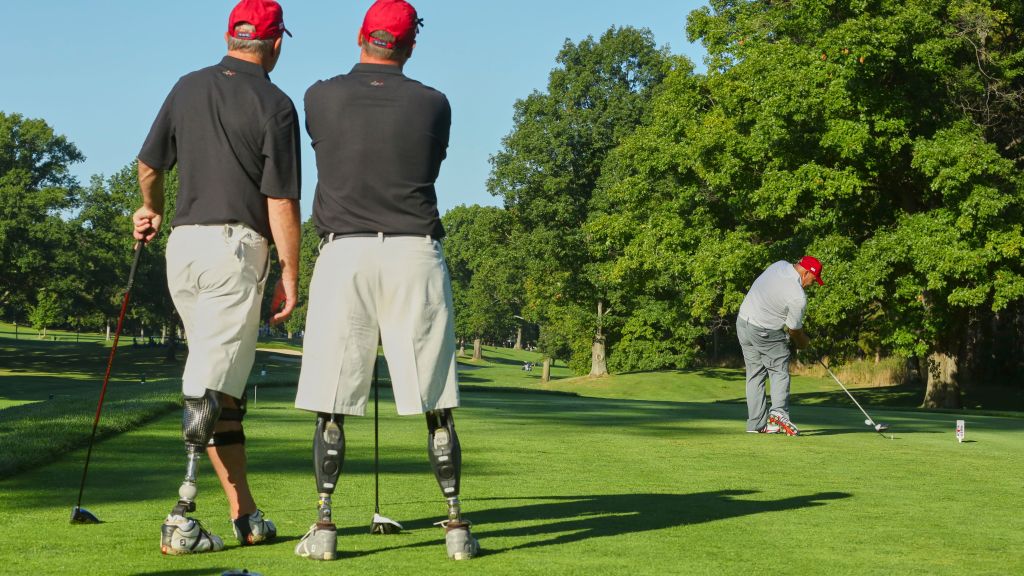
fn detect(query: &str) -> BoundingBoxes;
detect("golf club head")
[70,506,101,524]
[371,512,403,535]
[874,423,890,432]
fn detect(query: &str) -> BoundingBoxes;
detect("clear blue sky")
[6,0,706,218]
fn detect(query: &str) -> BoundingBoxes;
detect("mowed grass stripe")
[1,382,1021,575]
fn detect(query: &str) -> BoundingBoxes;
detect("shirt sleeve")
[785,293,808,330]
[260,105,302,199]
[137,89,178,170]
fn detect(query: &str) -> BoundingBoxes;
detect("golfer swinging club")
[132,0,301,554]
[737,256,823,436]
[293,0,479,561]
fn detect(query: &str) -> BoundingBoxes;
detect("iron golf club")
[370,352,402,535]
[71,241,144,524]
[817,358,891,436]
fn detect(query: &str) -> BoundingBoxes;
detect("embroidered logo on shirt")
[222,70,236,77]
[370,80,384,86]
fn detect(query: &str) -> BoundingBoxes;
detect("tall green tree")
[488,26,671,375]
[442,205,519,360]
[0,112,83,322]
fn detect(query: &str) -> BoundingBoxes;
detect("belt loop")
[424,234,431,244]
[378,232,384,242]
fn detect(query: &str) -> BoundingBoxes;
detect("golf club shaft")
[373,352,380,514]
[818,359,878,424]
[75,241,144,509]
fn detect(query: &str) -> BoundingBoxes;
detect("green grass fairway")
[1,337,1022,574]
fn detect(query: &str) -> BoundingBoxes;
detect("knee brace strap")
[218,391,248,422]
[182,389,221,450]
[314,414,345,494]
[209,429,246,447]
[427,409,461,497]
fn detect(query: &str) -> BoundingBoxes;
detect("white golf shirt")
[738,261,807,331]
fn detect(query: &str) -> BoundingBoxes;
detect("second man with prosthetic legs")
[295,0,478,560]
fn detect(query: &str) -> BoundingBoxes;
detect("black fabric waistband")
[322,232,435,242]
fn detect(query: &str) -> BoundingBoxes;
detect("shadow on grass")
[355,490,850,557]
[130,565,234,569]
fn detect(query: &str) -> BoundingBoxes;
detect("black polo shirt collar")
[350,63,405,76]
[219,55,270,80]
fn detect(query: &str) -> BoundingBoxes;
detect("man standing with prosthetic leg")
[294,0,478,561]
[133,0,301,555]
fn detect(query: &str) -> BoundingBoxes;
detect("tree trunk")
[923,352,962,409]
[472,337,483,361]
[514,326,523,350]
[458,338,466,357]
[165,330,178,363]
[589,300,609,377]
[106,321,111,341]
[541,357,552,383]
[589,338,608,377]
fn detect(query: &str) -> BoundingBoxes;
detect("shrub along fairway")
[0,340,1022,574]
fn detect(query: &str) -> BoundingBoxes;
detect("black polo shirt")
[304,63,450,238]
[138,56,301,240]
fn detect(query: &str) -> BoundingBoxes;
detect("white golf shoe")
[160,514,224,555]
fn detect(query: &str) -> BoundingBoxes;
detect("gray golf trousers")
[736,316,792,431]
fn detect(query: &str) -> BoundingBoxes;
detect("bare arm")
[134,159,165,241]
[267,197,301,325]
[786,326,810,349]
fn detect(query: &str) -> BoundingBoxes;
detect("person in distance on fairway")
[132,0,301,555]
[292,0,479,561]
[737,256,823,436]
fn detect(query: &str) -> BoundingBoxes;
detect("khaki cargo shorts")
[296,234,459,416]
[166,224,269,398]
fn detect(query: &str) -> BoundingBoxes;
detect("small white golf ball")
[865,419,872,426]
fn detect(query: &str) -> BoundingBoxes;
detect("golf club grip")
[125,241,144,292]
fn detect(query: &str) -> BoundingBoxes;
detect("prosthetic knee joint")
[313,413,345,524]
[427,409,463,520]
[173,389,222,516]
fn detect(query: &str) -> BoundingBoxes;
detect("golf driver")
[817,358,890,435]
[370,352,403,534]
[71,241,144,524]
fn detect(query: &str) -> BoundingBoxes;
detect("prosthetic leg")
[427,409,479,560]
[295,413,344,561]
[161,389,224,555]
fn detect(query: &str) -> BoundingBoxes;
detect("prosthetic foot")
[161,516,224,555]
[443,518,480,561]
[295,522,338,561]
[162,390,223,554]
[296,414,344,561]
[427,409,480,560]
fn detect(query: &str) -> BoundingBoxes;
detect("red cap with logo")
[799,255,824,286]
[361,0,421,49]
[228,0,291,40]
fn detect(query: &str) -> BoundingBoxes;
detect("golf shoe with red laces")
[232,509,277,545]
[769,412,800,436]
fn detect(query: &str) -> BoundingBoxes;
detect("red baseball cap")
[799,255,824,286]
[228,0,291,40]
[361,0,421,49]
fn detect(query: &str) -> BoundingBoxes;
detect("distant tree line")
[2,1,1021,408]
[444,0,1024,407]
